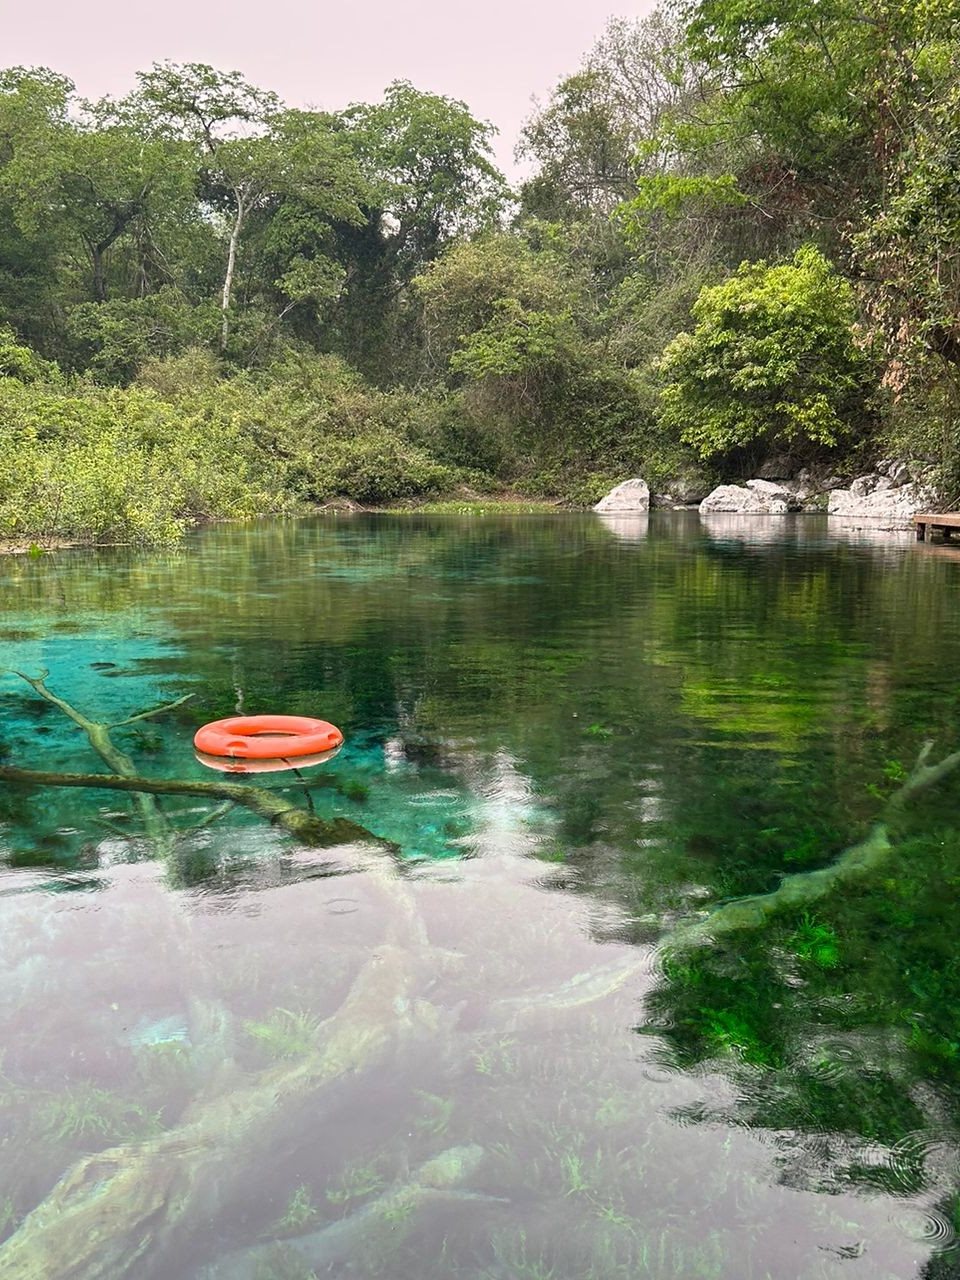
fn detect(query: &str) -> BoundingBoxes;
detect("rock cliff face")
[593,478,650,513]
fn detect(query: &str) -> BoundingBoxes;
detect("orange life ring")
[194,715,343,760]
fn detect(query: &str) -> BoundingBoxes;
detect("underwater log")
[194,1145,490,1280]
[0,765,392,850]
[669,741,960,948]
[0,944,436,1280]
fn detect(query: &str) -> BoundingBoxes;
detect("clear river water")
[2,511,960,1280]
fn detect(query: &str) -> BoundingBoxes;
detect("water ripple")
[891,1206,956,1251]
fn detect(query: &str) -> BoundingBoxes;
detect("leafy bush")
[308,433,454,503]
[65,290,220,384]
[0,378,286,545]
[0,351,465,544]
[659,247,874,464]
[0,325,59,383]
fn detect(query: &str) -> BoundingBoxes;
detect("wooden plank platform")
[914,513,960,541]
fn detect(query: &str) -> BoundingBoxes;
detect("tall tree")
[0,70,196,306]
[331,81,507,380]
[139,65,365,352]
[518,11,696,220]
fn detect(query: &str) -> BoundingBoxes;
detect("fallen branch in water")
[0,932,442,1280]
[0,670,395,851]
[8,669,180,843]
[669,740,960,949]
[0,765,392,851]
[195,1144,491,1280]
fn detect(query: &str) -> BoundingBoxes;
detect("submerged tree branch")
[1,672,394,851]
[0,765,392,851]
[0,941,437,1280]
[10,669,175,842]
[196,1144,490,1280]
[668,742,960,948]
[108,694,195,729]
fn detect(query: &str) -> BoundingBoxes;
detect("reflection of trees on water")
[6,516,960,1272]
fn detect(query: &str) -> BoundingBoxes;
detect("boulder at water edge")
[699,480,794,514]
[826,459,938,524]
[827,479,936,523]
[593,478,650,513]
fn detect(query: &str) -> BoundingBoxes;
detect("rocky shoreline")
[595,457,941,529]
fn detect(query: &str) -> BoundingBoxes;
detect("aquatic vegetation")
[270,1185,320,1236]
[119,727,165,755]
[37,1083,156,1145]
[0,934,431,1279]
[413,1090,455,1137]
[199,1146,487,1279]
[244,1009,322,1061]
[668,742,960,948]
[790,914,841,969]
[326,1160,386,1207]
[472,1036,518,1077]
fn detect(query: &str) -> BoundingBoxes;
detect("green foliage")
[854,80,960,382]
[0,377,283,546]
[0,7,957,507]
[244,1008,321,1060]
[65,290,219,383]
[0,325,57,382]
[326,1159,385,1206]
[416,230,691,495]
[270,1185,320,1235]
[789,914,841,969]
[626,174,746,219]
[0,353,467,543]
[37,1082,156,1144]
[518,12,694,222]
[659,247,872,462]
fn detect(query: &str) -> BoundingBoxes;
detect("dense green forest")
[1,0,958,543]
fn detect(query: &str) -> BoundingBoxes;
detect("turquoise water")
[2,512,960,1278]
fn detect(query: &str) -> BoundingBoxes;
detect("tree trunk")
[220,197,245,352]
[91,244,108,303]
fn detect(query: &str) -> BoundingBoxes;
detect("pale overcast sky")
[3,0,654,179]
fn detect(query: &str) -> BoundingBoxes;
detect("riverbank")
[383,495,569,515]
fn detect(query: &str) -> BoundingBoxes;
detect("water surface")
[2,512,960,1279]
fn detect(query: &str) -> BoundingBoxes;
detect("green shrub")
[0,350,464,543]
[65,290,220,384]
[0,378,287,545]
[659,247,874,465]
[0,325,59,383]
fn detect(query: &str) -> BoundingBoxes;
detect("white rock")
[850,474,881,497]
[746,479,795,501]
[827,481,937,523]
[593,478,650,514]
[700,482,790,514]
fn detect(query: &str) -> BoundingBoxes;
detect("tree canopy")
[1,4,959,542]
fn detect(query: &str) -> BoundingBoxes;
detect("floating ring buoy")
[194,715,343,761]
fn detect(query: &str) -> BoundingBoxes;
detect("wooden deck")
[914,512,960,541]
